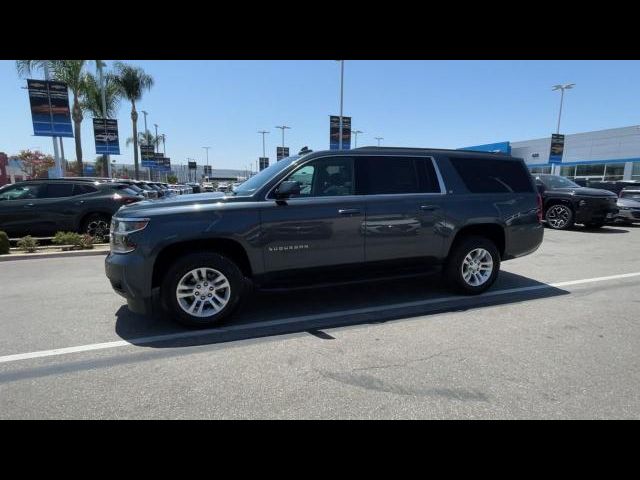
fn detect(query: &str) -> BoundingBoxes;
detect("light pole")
[552,83,575,134]
[336,60,345,150]
[258,130,269,157]
[43,63,62,178]
[275,125,291,158]
[352,129,363,148]
[154,124,159,153]
[375,136,383,146]
[203,146,211,179]
[97,60,110,178]
[141,111,149,179]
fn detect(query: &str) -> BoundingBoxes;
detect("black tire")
[544,203,574,230]
[81,213,111,240]
[161,252,245,327]
[444,235,501,295]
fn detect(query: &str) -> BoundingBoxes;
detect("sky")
[1,60,640,171]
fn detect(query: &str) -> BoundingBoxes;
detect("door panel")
[0,183,45,237]
[364,194,445,262]
[260,196,365,272]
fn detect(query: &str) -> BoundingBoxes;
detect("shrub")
[52,231,95,250]
[17,235,38,253]
[79,234,95,250]
[0,231,9,255]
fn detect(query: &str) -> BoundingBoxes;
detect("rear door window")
[449,157,534,193]
[41,183,75,198]
[357,156,440,195]
[73,184,98,195]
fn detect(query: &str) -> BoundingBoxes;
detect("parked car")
[586,180,640,195]
[201,182,215,192]
[616,189,640,224]
[106,147,543,327]
[0,179,143,238]
[534,174,618,230]
[187,182,201,193]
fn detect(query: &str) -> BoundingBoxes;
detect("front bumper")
[616,208,640,222]
[575,205,618,224]
[105,251,154,315]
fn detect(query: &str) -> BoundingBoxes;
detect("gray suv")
[105,147,544,326]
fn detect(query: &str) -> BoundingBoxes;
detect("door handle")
[24,203,35,208]
[420,205,438,211]
[75,200,85,205]
[338,208,361,215]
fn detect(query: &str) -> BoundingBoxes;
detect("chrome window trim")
[264,153,447,200]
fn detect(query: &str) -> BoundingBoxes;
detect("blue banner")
[140,145,155,167]
[549,134,564,164]
[459,141,511,154]
[93,118,120,155]
[27,79,74,137]
[330,115,351,150]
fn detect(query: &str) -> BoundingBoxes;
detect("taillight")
[112,193,139,204]
[537,194,543,223]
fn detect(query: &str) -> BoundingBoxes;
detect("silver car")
[616,189,640,224]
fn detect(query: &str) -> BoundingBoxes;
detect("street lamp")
[352,129,363,148]
[275,125,291,158]
[258,130,269,158]
[375,136,383,146]
[335,60,345,150]
[202,146,211,178]
[552,83,575,134]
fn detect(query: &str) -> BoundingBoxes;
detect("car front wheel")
[161,252,245,327]
[545,204,574,230]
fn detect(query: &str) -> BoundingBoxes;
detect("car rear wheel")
[545,204,574,230]
[161,252,245,327]
[444,235,500,295]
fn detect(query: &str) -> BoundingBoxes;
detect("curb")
[0,248,110,262]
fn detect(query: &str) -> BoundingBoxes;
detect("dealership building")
[464,125,640,182]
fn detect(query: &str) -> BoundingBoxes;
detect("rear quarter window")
[449,157,534,193]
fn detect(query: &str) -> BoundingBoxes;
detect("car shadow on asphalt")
[113,271,570,349]
[571,226,629,234]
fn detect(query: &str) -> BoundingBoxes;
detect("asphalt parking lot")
[1,224,640,419]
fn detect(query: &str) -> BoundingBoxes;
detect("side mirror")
[275,181,301,200]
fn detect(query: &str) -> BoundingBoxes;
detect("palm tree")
[81,72,121,118]
[49,60,88,176]
[158,133,167,155]
[15,60,56,78]
[125,131,159,148]
[112,62,154,180]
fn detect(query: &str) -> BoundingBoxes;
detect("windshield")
[537,175,580,189]
[233,155,302,195]
[621,191,640,201]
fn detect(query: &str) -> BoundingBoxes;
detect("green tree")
[81,72,121,118]
[112,62,154,180]
[126,131,159,148]
[16,149,55,178]
[167,174,178,184]
[49,61,89,175]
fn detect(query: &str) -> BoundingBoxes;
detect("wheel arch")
[152,238,253,290]
[447,223,506,259]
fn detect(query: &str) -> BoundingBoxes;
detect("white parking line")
[1,271,639,365]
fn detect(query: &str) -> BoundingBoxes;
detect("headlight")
[110,217,149,253]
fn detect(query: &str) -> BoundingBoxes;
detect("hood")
[547,186,617,197]
[116,192,252,216]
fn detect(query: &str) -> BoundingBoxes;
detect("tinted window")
[281,157,354,197]
[449,157,534,193]
[73,184,98,195]
[0,184,43,200]
[358,156,439,195]
[42,183,74,198]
